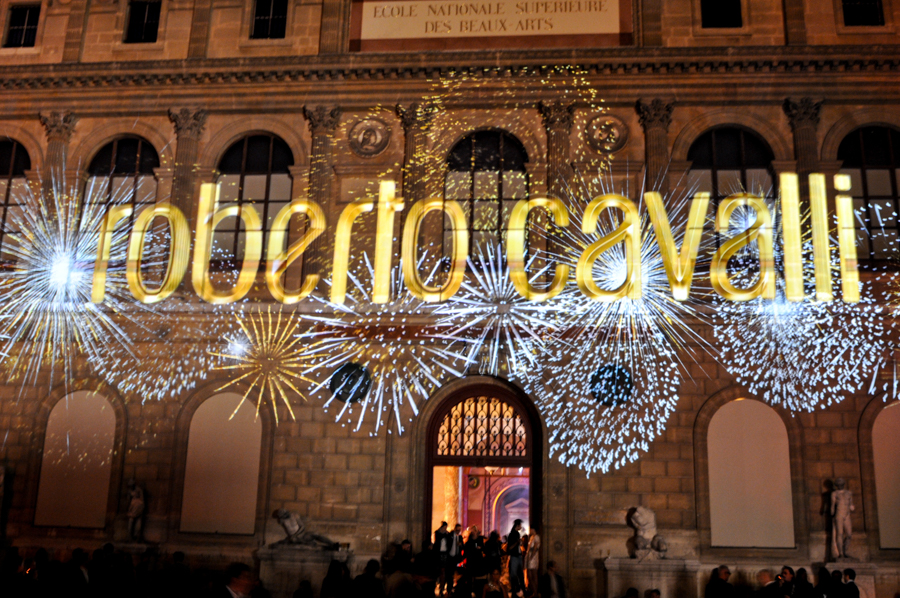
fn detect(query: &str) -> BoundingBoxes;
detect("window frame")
[2,2,41,49]
[213,133,295,270]
[833,0,895,33]
[692,0,752,37]
[249,0,289,40]
[686,125,777,247]
[123,0,162,44]
[0,139,30,257]
[83,136,161,230]
[836,125,900,262]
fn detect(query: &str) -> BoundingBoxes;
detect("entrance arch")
[424,379,543,541]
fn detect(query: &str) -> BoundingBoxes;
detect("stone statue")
[831,478,855,560]
[126,479,145,542]
[272,509,339,549]
[629,506,667,561]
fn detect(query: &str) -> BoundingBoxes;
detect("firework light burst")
[712,204,890,412]
[211,306,314,422]
[0,181,138,388]
[434,243,560,382]
[300,255,471,435]
[531,173,712,474]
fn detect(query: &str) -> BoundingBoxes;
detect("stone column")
[636,99,674,194]
[396,102,437,204]
[783,97,823,202]
[39,111,77,195]
[539,101,575,198]
[168,108,208,224]
[304,105,342,278]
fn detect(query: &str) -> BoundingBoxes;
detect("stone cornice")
[1,45,900,91]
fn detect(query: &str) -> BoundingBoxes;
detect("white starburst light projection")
[712,204,890,412]
[300,255,471,435]
[433,243,560,382]
[0,181,137,388]
[211,306,315,422]
[534,174,710,474]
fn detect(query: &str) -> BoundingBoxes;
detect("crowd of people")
[0,543,252,598]
[349,519,566,598]
[705,565,861,598]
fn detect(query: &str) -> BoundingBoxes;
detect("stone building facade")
[1,0,900,597]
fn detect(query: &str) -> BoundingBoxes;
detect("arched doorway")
[425,382,542,540]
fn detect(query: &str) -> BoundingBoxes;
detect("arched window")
[34,391,117,528]
[708,399,794,547]
[180,393,262,534]
[426,385,540,539]
[873,402,900,548]
[445,131,528,254]
[216,134,294,265]
[85,136,160,220]
[0,139,30,253]
[837,126,900,260]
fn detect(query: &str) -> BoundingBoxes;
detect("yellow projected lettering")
[576,194,641,301]
[127,203,190,304]
[645,190,709,301]
[507,196,570,302]
[401,197,468,302]
[780,173,804,302]
[834,174,860,303]
[192,183,263,304]
[710,194,775,301]
[91,204,133,303]
[266,199,326,304]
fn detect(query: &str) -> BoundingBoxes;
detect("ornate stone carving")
[348,117,391,157]
[396,102,437,132]
[636,99,674,132]
[304,105,342,135]
[585,114,629,154]
[539,100,575,133]
[39,111,77,142]
[783,97,823,131]
[168,107,208,138]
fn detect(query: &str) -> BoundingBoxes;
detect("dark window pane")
[448,138,473,172]
[0,140,30,176]
[245,136,273,173]
[473,132,501,171]
[842,0,885,26]
[215,134,294,263]
[712,128,743,169]
[837,126,900,261]
[88,143,115,176]
[113,138,140,174]
[138,140,160,173]
[700,0,742,28]
[251,0,288,39]
[125,0,161,44]
[5,5,40,48]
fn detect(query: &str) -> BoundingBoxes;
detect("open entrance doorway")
[425,383,542,542]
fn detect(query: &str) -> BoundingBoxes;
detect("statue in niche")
[831,478,856,560]
[628,506,667,561]
[126,479,145,542]
[272,509,339,549]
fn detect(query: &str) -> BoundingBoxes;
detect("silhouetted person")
[842,570,859,598]
[507,519,525,598]
[412,541,438,597]
[794,568,813,598]
[484,567,510,598]
[708,565,735,598]
[812,568,832,598]
[320,560,351,598]
[779,566,795,598]
[353,559,385,598]
[484,532,502,574]
[831,570,845,598]
[219,563,255,598]
[539,560,567,598]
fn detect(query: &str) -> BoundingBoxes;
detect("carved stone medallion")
[585,114,628,154]
[349,118,391,157]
